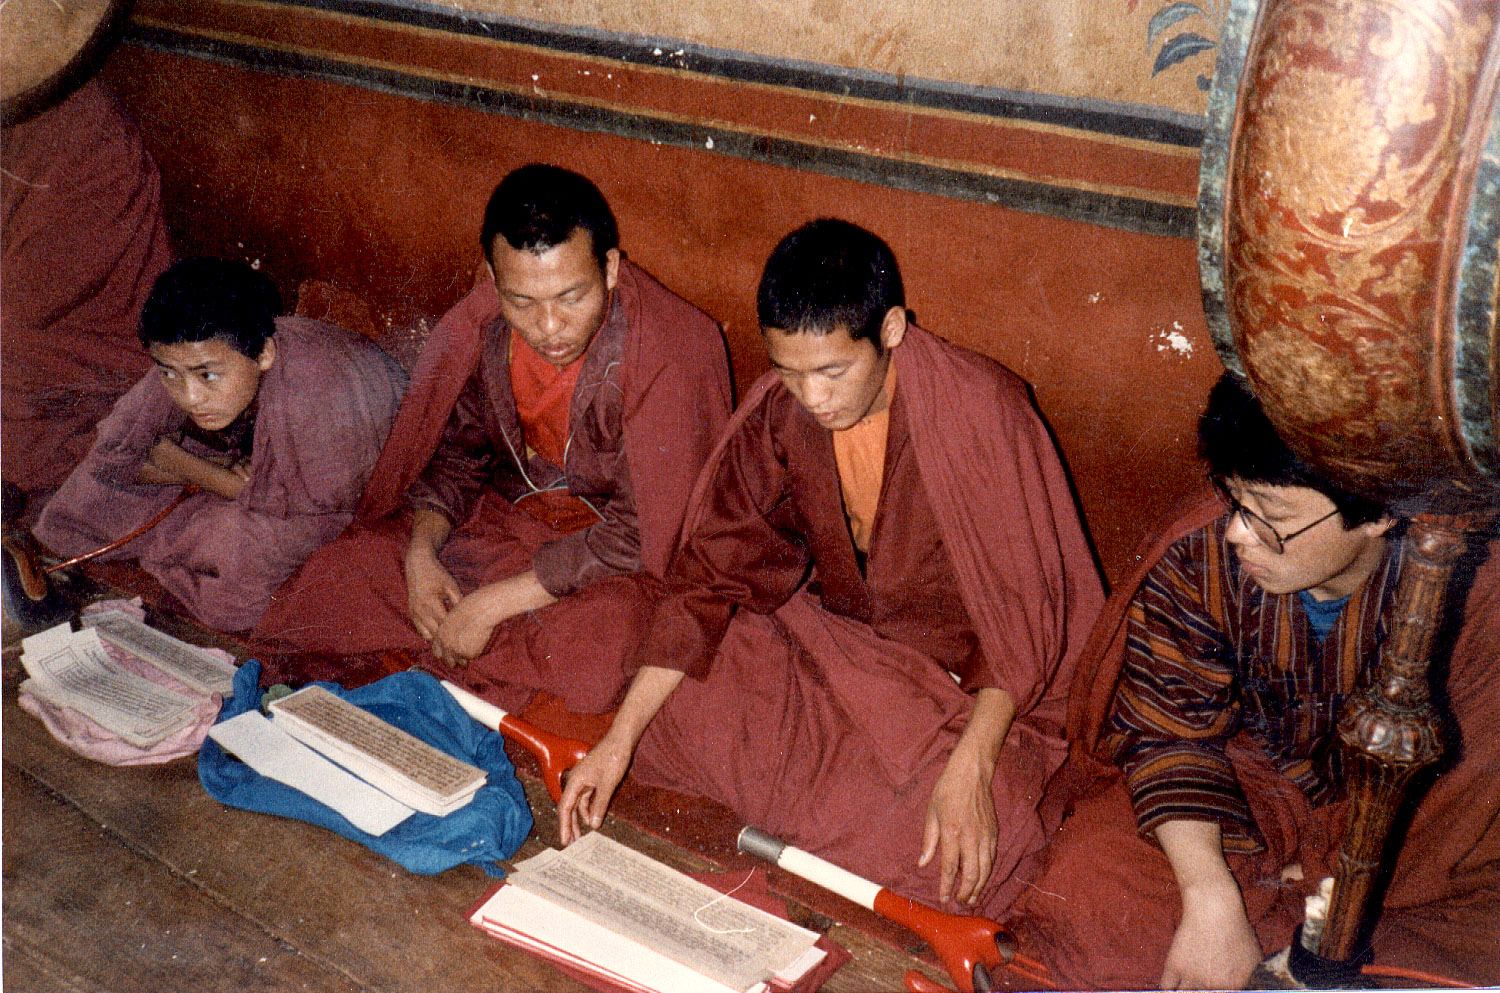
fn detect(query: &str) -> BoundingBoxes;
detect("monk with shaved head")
[557,219,1103,919]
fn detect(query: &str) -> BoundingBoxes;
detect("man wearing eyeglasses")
[1003,372,1500,989]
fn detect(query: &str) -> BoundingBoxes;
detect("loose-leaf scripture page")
[20,626,200,746]
[83,609,237,695]
[269,686,486,815]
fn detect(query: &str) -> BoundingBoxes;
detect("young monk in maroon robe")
[249,165,731,680]
[2,79,173,508]
[35,258,406,632]
[556,219,1103,919]
[1004,374,1500,988]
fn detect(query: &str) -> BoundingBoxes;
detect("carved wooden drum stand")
[1199,0,1500,980]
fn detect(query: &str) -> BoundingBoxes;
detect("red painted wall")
[100,41,1223,587]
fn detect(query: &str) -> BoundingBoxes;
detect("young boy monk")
[557,219,1103,918]
[1004,374,1500,988]
[35,257,406,631]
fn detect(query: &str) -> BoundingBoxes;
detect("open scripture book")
[469,832,841,993]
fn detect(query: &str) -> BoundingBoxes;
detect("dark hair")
[139,257,281,358]
[479,164,619,272]
[1199,372,1386,526]
[756,218,905,347]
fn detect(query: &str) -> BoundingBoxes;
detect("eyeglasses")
[1209,475,1340,554]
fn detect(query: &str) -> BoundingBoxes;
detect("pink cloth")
[18,599,229,765]
[1,80,173,504]
[34,318,406,632]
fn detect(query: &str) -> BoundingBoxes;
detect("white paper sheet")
[508,833,819,991]
[83,609,237,695]
[20,622,74,658]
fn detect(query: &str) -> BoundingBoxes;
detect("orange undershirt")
[831,359,897,554]
[509,329,596,533]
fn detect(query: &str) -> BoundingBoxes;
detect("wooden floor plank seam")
[2,935,104,993]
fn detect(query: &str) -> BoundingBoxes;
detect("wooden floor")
[1,590,975,993]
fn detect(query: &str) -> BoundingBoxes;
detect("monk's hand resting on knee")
[430,571,557,665]
[919,745,999,906]
[558,733,633,846]
[404,543,461,642]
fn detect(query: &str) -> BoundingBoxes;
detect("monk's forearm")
[558,665,684,846]
[468,569,557,623]
[603,665,684,750]
[919,688,1013,904]
[949,687,1015,778]
[135,460,183,487]
[1155,818,1261,988]
[408,507,453,558]
[1156,819,1240,902]
[142,439,245,499]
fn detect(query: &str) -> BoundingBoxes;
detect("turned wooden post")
[1318,515,1471,960]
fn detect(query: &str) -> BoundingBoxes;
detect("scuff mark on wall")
[1154,320,1193,356]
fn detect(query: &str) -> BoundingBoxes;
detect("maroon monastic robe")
[590,325,1103,918]
[2,80,173,506]
[34,318,405,632]
[248,258,730,672]
[1005,492,1500,987]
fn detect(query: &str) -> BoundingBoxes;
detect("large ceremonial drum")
[1199,0,1500,513]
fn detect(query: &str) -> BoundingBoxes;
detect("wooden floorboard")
[2,676,599,992]
[1,605,960,993]
[3,936,116,993]
[3,764,368,992]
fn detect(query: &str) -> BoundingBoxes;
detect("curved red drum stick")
[441,680,589,804]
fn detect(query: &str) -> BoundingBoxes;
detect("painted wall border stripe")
[256,0,1210,148]
[130,7,1198,204]
[124,21,1198,238]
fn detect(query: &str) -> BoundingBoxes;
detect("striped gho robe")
[1103,516,1401,852]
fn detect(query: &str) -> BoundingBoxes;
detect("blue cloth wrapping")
[199,660,532,876]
